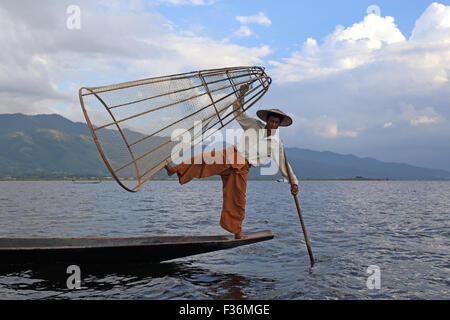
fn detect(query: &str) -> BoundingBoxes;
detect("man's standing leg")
[219,163,250,238]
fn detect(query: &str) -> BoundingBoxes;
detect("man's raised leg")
[165,149,229,185]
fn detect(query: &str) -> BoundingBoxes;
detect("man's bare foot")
[164,160,177,176]
[234,232,248,240]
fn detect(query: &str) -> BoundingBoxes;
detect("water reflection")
[0,261,273,300]
[1,180,448,299]
[214,274,251,299]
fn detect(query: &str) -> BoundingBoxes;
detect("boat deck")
[0,230,274,264]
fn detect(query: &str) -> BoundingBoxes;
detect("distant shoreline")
[1,177,449,182]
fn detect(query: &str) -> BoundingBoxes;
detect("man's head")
[256,109,293,130]
[265,112,284,130]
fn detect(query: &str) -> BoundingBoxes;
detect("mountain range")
[0,113,108,178]
[1,113,449,180]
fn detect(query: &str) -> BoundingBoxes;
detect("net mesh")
[79,66,272,192]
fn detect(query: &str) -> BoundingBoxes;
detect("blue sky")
[0,0,449,171]
[156,0,442,56]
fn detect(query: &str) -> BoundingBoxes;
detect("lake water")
[0,180,448,299]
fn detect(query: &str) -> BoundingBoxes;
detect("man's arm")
[280,153,299,193]
[286,162,299,196]
[233,84,261,130]
[272,139,299,195]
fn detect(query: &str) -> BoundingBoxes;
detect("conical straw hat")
[256,108,293,127]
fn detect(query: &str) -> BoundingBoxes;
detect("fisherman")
[165,84,299,239]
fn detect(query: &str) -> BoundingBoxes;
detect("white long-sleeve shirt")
[232,99,299,185]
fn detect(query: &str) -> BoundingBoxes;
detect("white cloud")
[399,103,444,126]
[270,3,450,87]
[157,0,217,6]
[179,24,205,37]
[236,12,271,27]
[126,35,271,77]
[313,117,339,138]
[235,25,252,37]
[270,14,408,82]
[1,1,449,170]
[339,130,360,137]
[334,15,405,44]
[410,2,450,42]
[0,0,272,121]
[268,3,450,123]
[290,115,361,139]
[410,116,440,126]
[264,3,450,170]
[234,12,271,38]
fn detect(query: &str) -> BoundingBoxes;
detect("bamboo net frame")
[79,66,272,192]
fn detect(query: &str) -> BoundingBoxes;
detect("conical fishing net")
[79,66,272,192]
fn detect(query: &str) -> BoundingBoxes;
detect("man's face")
[266,116,281,131]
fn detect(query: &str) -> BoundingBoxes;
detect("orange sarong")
[174,146,250,234]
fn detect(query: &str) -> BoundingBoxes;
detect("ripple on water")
[0,180,449,299]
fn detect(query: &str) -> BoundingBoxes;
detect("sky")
[0,0,449,170]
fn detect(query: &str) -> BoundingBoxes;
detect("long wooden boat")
[0,230,274,265]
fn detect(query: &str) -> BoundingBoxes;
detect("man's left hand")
[291,184,299,196]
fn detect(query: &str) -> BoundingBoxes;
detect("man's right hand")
[291,184,299,196]
[239,84,249,96]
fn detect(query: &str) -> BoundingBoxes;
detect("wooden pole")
[284,150,315,266]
